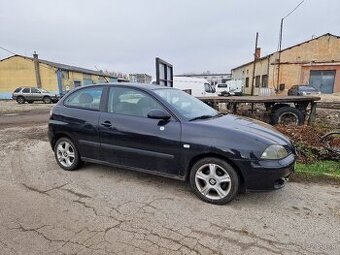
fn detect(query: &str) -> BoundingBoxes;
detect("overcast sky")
[0,0,339,77]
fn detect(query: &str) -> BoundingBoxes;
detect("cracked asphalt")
[0,122,339,254]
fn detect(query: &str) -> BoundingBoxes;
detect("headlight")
[261,145,288,160]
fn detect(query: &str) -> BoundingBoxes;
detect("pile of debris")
[275,125,340,163]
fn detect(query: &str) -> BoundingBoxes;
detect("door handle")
[101,121,112,127]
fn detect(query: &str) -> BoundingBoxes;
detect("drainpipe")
[33,51,42,88]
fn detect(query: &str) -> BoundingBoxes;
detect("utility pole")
[250,32,259,96]
[275,0,305,93]
[33,51,42,88]
[276,18,284,93]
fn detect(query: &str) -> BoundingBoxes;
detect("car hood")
[197,114,291,145]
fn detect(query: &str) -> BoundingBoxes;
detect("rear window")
[299,86,317,91]
[14,87,22,93]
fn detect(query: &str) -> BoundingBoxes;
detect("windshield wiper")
[189,113,224,121]
[189,115,214,121]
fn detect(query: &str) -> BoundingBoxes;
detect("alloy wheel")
[194,163,232,200]
[56,141,75,167]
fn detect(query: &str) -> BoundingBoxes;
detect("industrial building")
[0,54,117,99]
[231,33,340,95]
[129,73,152,84]
[175,73,231,85]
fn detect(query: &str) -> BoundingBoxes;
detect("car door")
[30,87,41,100]
[99,86,182,176]
[21,87,31,100]
[61,86,104,159]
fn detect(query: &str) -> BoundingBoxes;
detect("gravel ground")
[0,100,54,114]
[0,123,339,255]
[320,93,340,102]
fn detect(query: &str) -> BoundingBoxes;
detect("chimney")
[33,51,42,88]
[255,47,261,59]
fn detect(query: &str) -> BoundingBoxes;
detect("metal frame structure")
[155,57,173,87]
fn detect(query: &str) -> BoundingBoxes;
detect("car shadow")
[76,162,286,206]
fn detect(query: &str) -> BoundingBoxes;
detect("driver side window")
[108,87,165,118]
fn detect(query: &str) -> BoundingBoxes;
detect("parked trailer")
[197,95,321,125]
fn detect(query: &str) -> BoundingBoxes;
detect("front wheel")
[43,96,52,104]
[54,138,82,171]
[190,157,239,205]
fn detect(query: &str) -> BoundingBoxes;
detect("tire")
[189,157,239,205]
[43,96,52,104]
[54,137,82,171]
[220,91,230,97]
[271,106,304,125]
[16,96,25,104]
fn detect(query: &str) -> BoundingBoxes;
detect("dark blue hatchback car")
[48,83,296,204]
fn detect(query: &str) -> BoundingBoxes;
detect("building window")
[262,75,268,88]
[255,76,261,88]
[245,77,249,88]
[246,69,249,74]
[62,71,69,79]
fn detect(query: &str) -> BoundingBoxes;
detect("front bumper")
[234,154,296,191]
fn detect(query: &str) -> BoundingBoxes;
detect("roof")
[175,73,231,77]
[0,54,117,78]
[231,33,340,71]
[79,82,168,90]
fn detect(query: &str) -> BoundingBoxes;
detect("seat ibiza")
[48,83,295,204]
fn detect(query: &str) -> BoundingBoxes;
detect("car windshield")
[154,88,219,120]
[40,88,49,93]
[299,86,317,91]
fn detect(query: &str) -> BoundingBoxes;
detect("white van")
[216,80,243,96]
[173,77,216,97]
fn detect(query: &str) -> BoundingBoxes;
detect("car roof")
[83,82,172,91]
[17,86,39,89]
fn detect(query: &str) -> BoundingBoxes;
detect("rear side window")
[14,87,22,93]
[22,88,30,93]
[64,86,103,110]
[31,88,40,93]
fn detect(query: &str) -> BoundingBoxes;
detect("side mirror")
[147,109,171,120]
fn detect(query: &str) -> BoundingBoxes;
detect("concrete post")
[57,69,63,95]
[33,52,42,88]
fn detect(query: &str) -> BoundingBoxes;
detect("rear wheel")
[54,138,82,171]
[16,96,25,104]
[43,96,52,104]
[190,157,239,205]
